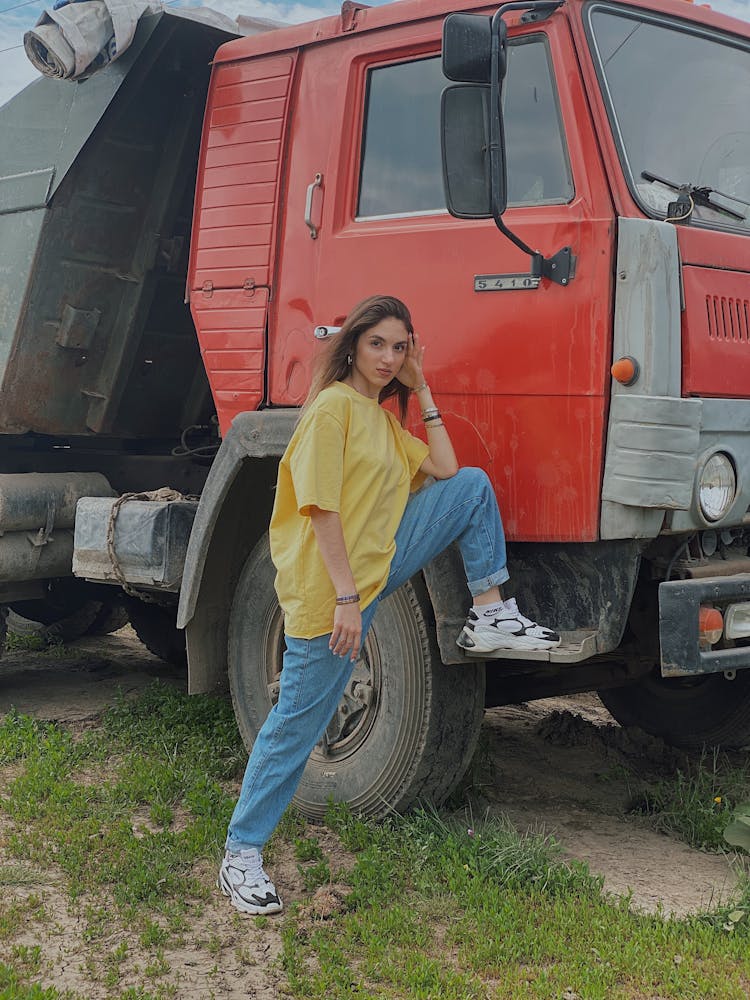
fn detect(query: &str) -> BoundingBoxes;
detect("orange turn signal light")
[699,605,724,645]
[611,356,640,386]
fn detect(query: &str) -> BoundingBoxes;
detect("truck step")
[465,629,599,664]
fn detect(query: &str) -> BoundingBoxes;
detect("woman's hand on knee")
[330,604,362,662]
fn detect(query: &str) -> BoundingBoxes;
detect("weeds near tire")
[275,801,750,999]
[630,747,750,852]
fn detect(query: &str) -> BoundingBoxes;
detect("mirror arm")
[520,0,563,23]
[489,0,573,286]
[489,7,534,256]
[495,1,560,20]
[488,8,504,226]
[494,214,537,259]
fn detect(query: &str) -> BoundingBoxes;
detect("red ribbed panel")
[190,54,295,432]
[192,288,269,433]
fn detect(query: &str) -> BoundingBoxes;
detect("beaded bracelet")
[335,593,360,605]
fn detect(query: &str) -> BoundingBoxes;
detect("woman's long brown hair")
[302,295,413,423]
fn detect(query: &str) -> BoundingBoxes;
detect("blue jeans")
[225,467,508,852]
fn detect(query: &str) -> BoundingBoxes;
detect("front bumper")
[659,574,750,677]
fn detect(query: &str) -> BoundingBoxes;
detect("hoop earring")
[347,354,353,366]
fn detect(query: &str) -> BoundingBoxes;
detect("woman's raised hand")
[396,331,426,390]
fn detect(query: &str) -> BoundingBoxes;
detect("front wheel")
[228,535,486,821]
[598,668,750,749]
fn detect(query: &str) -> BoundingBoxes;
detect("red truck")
[1,0,749,819]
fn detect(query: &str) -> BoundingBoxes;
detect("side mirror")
[440,2,575,286]
[442,13,505,85]
[441,84,504,219]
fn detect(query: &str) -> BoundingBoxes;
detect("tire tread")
[228,535,485,820]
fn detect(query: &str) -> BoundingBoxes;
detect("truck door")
[271,13,615,543]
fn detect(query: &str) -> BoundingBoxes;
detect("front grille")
[706,294,750,343]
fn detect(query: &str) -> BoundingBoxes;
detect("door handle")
[313,325,341,339]
[304,172,323,239]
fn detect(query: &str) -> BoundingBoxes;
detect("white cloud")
[0,16,40,108]
[0,51,38,110]
[200,0,339,23]
[712,0,750,19]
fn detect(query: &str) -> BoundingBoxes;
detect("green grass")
[0,897,46,942]
[279,804,750,1000]
[4,632,47,653]
[628,747,750,852]
[0,684,749,998]
[0,684,250,997]
[4,631,68,656]
[0,686,244,916]
[0,962,70,999]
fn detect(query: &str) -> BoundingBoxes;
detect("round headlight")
[698,452,736,522]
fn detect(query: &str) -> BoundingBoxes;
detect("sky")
[0,0,748,108]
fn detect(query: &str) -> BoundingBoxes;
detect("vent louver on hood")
[682,266,750,397]
[706,294,750,344]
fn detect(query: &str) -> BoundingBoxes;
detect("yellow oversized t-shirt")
[269,381,430,638]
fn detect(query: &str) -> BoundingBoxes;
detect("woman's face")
[349,317,409,398]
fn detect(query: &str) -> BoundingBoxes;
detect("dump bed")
[0,10,234,440]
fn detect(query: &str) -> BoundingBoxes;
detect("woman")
[219,295,559,915]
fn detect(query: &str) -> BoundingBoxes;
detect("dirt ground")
[0,628,741,997]
[478,698,738,916]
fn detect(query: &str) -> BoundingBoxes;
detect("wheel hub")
[319,660,375,751]
[315,642,381,759]
[265,609,381,760]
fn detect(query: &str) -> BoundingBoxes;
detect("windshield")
[587,5,750,234]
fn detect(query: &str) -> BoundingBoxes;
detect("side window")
[357,58,447,218]
[356,38,573,220]
[504,39,574,206]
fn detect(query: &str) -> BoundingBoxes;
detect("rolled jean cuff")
[467,566,510,597]
[225,837,261,854]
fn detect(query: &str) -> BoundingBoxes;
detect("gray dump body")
[0,11,232,442]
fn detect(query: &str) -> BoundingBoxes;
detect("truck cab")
[181,0,750,804]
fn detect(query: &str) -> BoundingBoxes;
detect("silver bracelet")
[411,381,428,393]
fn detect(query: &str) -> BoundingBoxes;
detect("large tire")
[126,599,186,668]
[599,668,750,749]
[8,584,127,644]
[228,535,486,821]
[8,593,100,644]
[86,599,129,636]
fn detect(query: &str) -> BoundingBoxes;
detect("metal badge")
[474,274,541,291]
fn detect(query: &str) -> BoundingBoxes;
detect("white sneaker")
[457,598,561,653]
[218,848,283,915]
